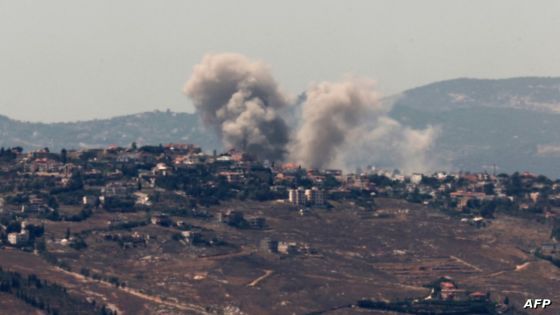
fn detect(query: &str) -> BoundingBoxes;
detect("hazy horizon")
[3,75,559,124]
[2,1,560,122]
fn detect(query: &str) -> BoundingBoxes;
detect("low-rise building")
[181,231,203,244]
[410,173,423,185]
[440,281,458,301]
[218,171,244,184]
[102,181,137,197]
[151,215,173,227]
[277,241,298,255]
[7,231,29,246]
[24,158,63,174]
[247,217,266,229]
[217,210,246,228]
[152,163,172,176]
[260,238,279,253]
[133,192,151,205]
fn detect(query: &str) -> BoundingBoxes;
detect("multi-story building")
[305,187,325,206]
[289,187,326,206]
[288,187,306,205]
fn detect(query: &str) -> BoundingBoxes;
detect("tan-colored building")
[305,187,325,206]
[288,187,306,205]
[7,231,29,246]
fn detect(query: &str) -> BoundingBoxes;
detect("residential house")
[7,230,29,246]
[277,241,298,255]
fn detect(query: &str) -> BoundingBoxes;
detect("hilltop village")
[0,144,558,314]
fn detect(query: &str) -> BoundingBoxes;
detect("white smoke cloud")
[291,76,439,173]
[184,53,439,173]
[345,119,440,174]
[290,77,381,169]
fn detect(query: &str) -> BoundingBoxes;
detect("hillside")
[392,77,560,113]
[2,77,560,176]
[389,77,560,177]
[0,110,221,152]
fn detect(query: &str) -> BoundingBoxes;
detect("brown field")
[1,198,558,314]
[0,292,45,315]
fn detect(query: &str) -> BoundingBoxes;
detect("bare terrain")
[1,198,557,314]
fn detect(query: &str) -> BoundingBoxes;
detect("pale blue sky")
[1,0,559,122]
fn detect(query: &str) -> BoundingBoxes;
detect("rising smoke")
[183,53,291,160]
[184,53,438,173]
[291,77,380,169]
[292,77,439,173]
[342,116,440,174]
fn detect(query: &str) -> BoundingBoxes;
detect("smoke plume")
[344,117,440,174]
[291,77,380,169]
[292,77,438,172]
[184,53,439,173]
[183,53,291,160]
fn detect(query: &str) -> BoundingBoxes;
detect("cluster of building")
[1,142,559,253]
[3,144,560,220]
[355,168,560,219]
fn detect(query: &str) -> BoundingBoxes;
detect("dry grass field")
[1,198,558,314]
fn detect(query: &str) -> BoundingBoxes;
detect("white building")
[7,231,29,246]
[133,192,151,205]
[410,173,423,185]
[288,187,306,206]
[277,241,298,255]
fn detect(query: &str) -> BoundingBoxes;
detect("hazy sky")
[1,1,560,122]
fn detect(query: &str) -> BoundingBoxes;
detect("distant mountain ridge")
[0,110,221,152]
[3,77,560,177]
[394,77,560,113]
[389,76,560,177]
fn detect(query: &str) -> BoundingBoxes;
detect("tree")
[67,173,84,191]
[35,238,46,252]
[47,196,59,210]
[480,201,496,218]
[483,183,495,195]
[6,221,21,233]
[421,176,440,188]
[506,172,523,197]
[323,175,340,189]
[60,148,68,164]
[551,218,560,240]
